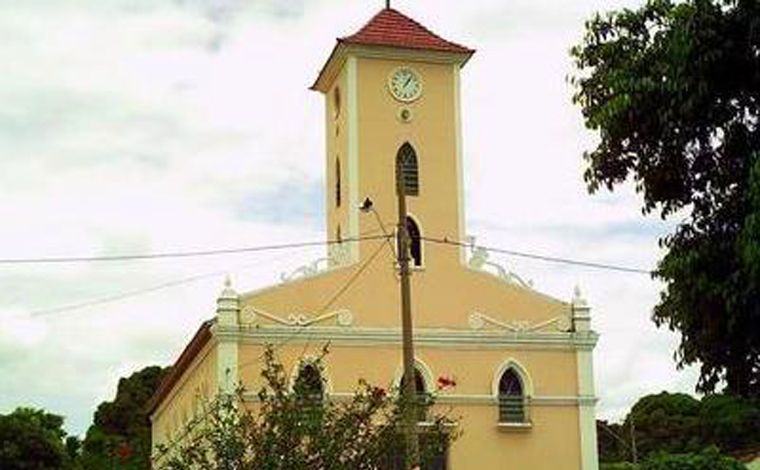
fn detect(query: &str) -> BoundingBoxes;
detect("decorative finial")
[386,0,390,9]
[219,274,238,300]
[572,284,588,309]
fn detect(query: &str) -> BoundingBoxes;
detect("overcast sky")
[0,0,700,436]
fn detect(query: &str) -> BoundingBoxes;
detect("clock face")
[388,67,422,102]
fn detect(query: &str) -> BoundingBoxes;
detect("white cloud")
[0,0,699,436]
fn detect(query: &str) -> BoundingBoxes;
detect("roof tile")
[339,8,473,54]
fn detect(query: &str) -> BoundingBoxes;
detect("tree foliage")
[641,447,747,470]
[81,365,169,470]
[598,391,760,464]
[156,345,457,470]
[571,0,760,396]
[0,407,78,470]
[627,392,703,456]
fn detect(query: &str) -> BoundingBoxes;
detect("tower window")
[333,86,341,118]
[396,142,419,196]
[406,216,422,267]
[498,369,526,423]
[336,157,341,207]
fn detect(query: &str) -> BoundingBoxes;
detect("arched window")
[498,369,525,423]
[400,368,428,422]
[396,142,419,196]
[294,363,324,406]
[335,157,342,207]
[406,216,422,267]
[333,86,341,117]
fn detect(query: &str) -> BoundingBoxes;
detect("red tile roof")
[339,8,474,54]
[146,320,213,415]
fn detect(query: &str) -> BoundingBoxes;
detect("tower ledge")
[311,8,475,92]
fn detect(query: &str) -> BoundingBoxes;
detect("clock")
[388,67,422,102]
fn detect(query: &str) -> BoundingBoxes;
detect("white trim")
[497,422,532,432]
[347,56,360,265]
[216,337,238,395]
[577,349,599,470]
[453,63,466,266]
[216,325,599,351]
[241,392,595,407]
[349,45,472,66]
[492,358,534,397]
[392,356,435,393]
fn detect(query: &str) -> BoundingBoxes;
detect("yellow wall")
[326,66,349,246]
[354,57,462,268]
[235,342,582,470]
[151,342,217,459]
[241,242,568,329]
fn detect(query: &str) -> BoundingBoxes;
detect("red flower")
[437,376,457,389]
[113,443,132,461]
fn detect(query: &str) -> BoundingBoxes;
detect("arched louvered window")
[335,157,342,207]
[400,368,428,422]
[396,142,419,196]
[406,216,422,267]
[498,369,525,423]
[295,363,324,409]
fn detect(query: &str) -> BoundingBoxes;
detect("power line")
[0,235,388,265]
[422,236,653,275]
[299,237,389,358]
[23,233,392,318]
[24,234,393,318]
[28,270,227,318]
[0,232,652,274]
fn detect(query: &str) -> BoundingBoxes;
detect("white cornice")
[212,325,599,351]
[312,43,472,93]
[240,392,597,407]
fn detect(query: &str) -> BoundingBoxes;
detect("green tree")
[571,0,760,396]
[0,407,73,470]
[698,394,760,451]
[627,392,702,456]
[81,365,169,470]
[156,345,457,470]
[642,447,747,470]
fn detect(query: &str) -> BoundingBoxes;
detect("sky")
[0,0,701,437]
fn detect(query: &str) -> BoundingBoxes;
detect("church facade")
[148,7,600,470]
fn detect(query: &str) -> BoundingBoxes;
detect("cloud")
[0,0,697,436]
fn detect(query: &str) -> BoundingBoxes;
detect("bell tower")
[311,7,474,271]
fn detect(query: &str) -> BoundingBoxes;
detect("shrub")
[642,447,747,470]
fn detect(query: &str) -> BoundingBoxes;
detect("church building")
[148,6,600,470]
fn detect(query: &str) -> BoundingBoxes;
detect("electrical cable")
[422,236,652,275]
[298,237,389,358]
[234,238,389,376]
[12,231,389,318]
[0,234,389,265]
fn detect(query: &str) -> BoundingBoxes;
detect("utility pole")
[397,161,420,470]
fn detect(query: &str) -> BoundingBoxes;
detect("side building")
[148,7,600,470]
